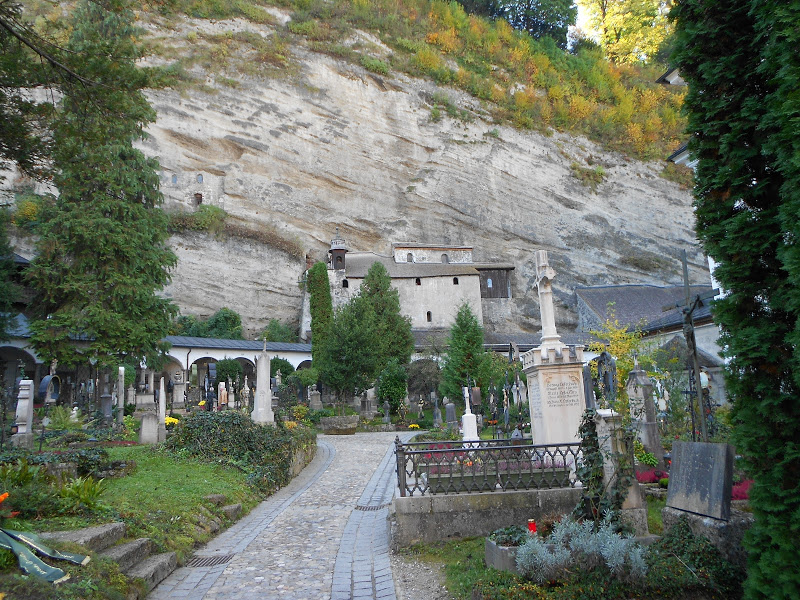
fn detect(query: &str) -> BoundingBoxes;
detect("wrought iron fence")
[395,437,582,496]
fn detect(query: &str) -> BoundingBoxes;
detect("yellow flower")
[165,416,179,426]
[409,424,420,429]
[198,400,206,406]
[284,420,298,430]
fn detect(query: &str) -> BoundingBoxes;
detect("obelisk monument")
[522,250,586,445]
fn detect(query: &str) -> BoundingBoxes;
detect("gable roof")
[576,284,714,333]
[342,252,480,279]
[164,336,311,352]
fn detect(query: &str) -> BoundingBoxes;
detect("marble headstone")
[140,413,159,445]
[667,441,735,521]
[445,401,456,427]
[11,380,34,448]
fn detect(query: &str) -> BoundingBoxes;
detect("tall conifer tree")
[307,261,333,365]
[439,303,487,401]
[26,0,177,367]
[672,2,800,597]
[360,262,414,368]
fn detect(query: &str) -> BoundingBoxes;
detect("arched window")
[342,279,349,288]
[441,254,449,263]
[196,174,203,183]
[336,256,343,267]
[171,174,178,184]
[426,311,432,322]
[453,277,459,285]
[415,278,421,286]
[407,253,413,263]
[487,278,493,289]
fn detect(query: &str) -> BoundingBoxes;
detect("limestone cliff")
[85,15,713,338]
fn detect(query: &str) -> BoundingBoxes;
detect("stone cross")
[535,250,562,351]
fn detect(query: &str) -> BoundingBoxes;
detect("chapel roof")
[575,284,714,333]
[343,252,481,278]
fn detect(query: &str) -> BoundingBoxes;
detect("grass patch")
[646,495,666,535]
[570,161,606,192]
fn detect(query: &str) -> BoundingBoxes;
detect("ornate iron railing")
[395,437,582,496]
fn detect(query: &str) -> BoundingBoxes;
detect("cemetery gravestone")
[667,441,735,521]
[252,342,274,424]
[140,413,159,445]
[117,367,125,425]
[158,377,167,442]
[11,380,34,449]
[433,398,442,427]
[522,251,586,445]
[382,401,390,424]
[445,401,456,427]
[309,384,323,411]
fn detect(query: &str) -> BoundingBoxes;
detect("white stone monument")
[117,366,125,425]
[252,341,274,424]
[461,385,479,445]
[522,250,586,445]
[11,380,34,449]
[157,376,167,442]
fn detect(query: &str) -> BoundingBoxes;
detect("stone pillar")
[117,367,125,425]
[157,377,167,442]
[523,251,586,445]
[627,367,665,468]
[595,409,648,536]
[252,348,274,424]
[11,380,34,449]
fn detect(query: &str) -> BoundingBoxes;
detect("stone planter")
[484,538,520,574]
[319,415,360,435]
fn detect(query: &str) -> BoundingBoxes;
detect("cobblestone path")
[149,431,411,600]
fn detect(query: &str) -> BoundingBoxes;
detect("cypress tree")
[439,303,488,402]
[360,261,414,368]
[672,2,800,598]
[26,0,177,367]
[307,261,333,365]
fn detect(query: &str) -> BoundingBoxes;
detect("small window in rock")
[342,279,349,288]
[194,193,203,204]
[407,253,413,263]
[453,277,459,285]
[171,174,178,184]
[426,311,432,322]
[441,254,449,263]
[415,278,421,286]
[197,174,203,183]
[487,278,493,288]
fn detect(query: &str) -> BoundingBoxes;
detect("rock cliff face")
[141,16,704,338]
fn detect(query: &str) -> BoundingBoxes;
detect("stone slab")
[666,441,734,521]
[41,522,126,552]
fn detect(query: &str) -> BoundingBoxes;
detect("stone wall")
[391,487,581,548]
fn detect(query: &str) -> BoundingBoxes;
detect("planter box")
[499,468,571,490]
[484,538,520,574]
[319,415,359,435]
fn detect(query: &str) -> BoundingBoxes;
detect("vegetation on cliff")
[133,0,687,162]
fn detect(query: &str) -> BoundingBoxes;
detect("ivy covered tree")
[360,261,414,368]
[439,303,488,402]
[307,261,332,366]
[26,0,177,368]
[672,2,800,598]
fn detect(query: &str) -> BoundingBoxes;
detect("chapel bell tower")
[329,228,348,270]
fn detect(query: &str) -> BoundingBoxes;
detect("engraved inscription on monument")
[544,376,581,409]
[529,374,543,419]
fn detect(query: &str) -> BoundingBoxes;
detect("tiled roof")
[576,284,714,332]
[163,336,311,352]
[342,253,480,278]
[411,329,592,352]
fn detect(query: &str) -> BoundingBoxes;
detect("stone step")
[100,538,153,573]
[221,503,242,520]
[126,551,177,591]
[40,522,126,552]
